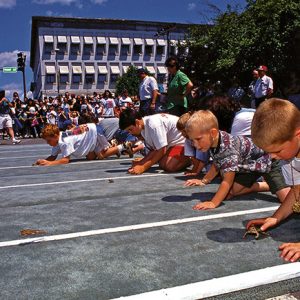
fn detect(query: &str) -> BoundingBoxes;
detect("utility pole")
[17,52,26,99]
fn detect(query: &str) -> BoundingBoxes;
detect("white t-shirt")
[254,75,273,98]
[141,114,185,151]
[231,108,255,136]
[139,76,158,101]
[100,98,116,117]
[51,123,97,158]
[281,158,300,186]
[119,97,133,108]
[47,111,57,125]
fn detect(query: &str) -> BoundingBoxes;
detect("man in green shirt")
[165,56,193,116]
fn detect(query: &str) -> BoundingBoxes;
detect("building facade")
[30,17,189,98]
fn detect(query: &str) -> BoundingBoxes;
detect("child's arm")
[246,185,299,231]
[185,163,218,187]
[193,171,235,210]
[184,157,205,176]
[128,147,166,175]
[36,155,70,166]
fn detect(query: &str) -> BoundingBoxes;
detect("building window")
[72,74,81,84]
[133,45,142,55]
[109,45,118,56]
[98,74,107,83]
[85,74,94,84]
[145,45,153,56]
[71,44,80,55]
[156,46,165,56]
[170,46,176,56]
[57,43,67,54]
[110,74,119,83]
[157,74,166,84]
[83,44,93,55]
[121,45,130,56]
[60,74,68,84]
[44,43,53,54]
[96,45,106,55]
[46,74,55,84]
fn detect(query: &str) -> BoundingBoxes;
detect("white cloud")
[188,2,196,11]
[32,0,77,4]
[46,10,74,17]
[0,0,16,8]
[0,50,29,68]
[0,83,23,101]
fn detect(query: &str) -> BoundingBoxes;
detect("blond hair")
[176,111,193,131]
[41,124,60,138]
[252,98,300,148]
[185,110,219,135]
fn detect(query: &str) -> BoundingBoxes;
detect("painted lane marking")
[0,206,278,248]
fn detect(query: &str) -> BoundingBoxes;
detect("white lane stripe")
[0,206,278,248]
[0,155,42,160]
[0,158,133,170]
[0,172,171,189]
[111,263,300,300]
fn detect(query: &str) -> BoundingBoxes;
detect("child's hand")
[36,159,51,166]
[193,201,216,210]
[246,217,278,232]
[279,242,300,262]
[184,179,205,187]
[128,165,145,175]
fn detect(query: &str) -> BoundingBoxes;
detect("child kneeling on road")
[119,108,190,175]
[246,99,300,262]
[185,110,290,210]
[35,123,130,166]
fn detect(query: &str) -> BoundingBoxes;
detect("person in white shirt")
[118,90,133,111]
[254,65,273,108]
[100,90,116,118]
[137,68,159,116]
[119,108,190,174]
[34,123,131,166]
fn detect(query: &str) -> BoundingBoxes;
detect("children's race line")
[0,158,134,170]
[0,206,278,248]
[0,173,173,189]
[110,263,300,300]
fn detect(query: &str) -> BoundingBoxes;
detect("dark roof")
[30,16,205,68]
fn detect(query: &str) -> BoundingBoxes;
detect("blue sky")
[0,0,246,99]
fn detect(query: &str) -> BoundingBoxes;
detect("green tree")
[187,0,300,93]
[115,65,151,96]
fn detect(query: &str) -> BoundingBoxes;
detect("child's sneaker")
[124,141,133,158]
[12,139,21,144]
[110,139,118,147]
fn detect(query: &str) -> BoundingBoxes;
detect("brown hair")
[176,111,193,131]
[186,110,219,135]
[251,98,300,148]
[41,124,60,138]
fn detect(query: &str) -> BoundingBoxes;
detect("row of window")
[44,64,167,85]
[45,73,167,85]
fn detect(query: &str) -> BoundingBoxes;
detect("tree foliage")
[186,0,300,92]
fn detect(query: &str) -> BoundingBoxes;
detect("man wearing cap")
[138,68,159,116]
[254,65,273,108]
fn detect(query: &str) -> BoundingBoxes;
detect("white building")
[30,16,189,98]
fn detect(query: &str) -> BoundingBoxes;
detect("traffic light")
[17,52,26,71]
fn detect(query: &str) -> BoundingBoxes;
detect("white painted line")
[110,263,300,300]
[0,206,278,248]
[0,158,133,170]
[0,172,172,189]
[0,155,41,160]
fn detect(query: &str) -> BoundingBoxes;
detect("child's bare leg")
[276,187,291,203]
[228,181,270,199]
[98,146,120,159]
[159,155,190,172]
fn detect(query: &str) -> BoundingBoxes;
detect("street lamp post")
[54,48,60,95]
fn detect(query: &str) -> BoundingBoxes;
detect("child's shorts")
[234,160,289,194]
[167,145,186,163]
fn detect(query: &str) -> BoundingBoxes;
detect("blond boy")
[246,99,300,262]
[185,110,290,210]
